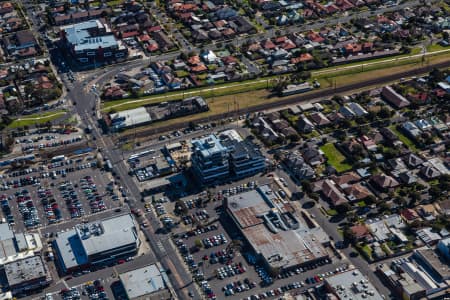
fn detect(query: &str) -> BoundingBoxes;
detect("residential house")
[297,115,314,133]
[283,151,316,180]
[301,144,324,166]
[321,179,347,206]
[350,224,372,242]
[402,153,424,168]
[380,127,399,145]
[420,164,441,180]
[343,183,373,202]
[398,171,418,185]
[400,208,421,223]
[359,135,377,152]
[401,122,421,139]
[437,200,450,217]
[347,102,368,116]
[371,173,400,192]
[416,227,441,245]
[309,112,331,127]
[416,204,440,221]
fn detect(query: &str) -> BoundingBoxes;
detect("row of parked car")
[84,279,108,300]
[16,189,40,228]
[0,176,40,190]
[223,278,257,296]
[240,282,304,300]
[202,233,228,248]
[80,176,106,213]
[216,262,246,279]
[182,209,210,225]
[21,136,83,153]
[205,248,234,264]
[60,181,85,219]
[38,188,62,224]
[200,280,216,300]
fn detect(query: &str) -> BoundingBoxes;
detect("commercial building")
[413,248,450,281]
[324,269,384,300]
[222,139,266,178]
[110,107,152,130]
[191,133,266,183]
[2,256,51,296]
[118,263,173,299]
[53,214,140,273]
[376,263,426,300]
[191,134,230,183]
[438,237,450,261]
[60,19,128,64]
[0,223,42,265]
[225,186,328,272]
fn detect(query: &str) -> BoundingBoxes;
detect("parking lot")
[0,153,122,233]
[148,178,351,300]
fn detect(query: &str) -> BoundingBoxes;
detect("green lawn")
[7,110,67,128]
[426,43,448,52]
[389,125,419,152]
[356,201,366,207]
[326,209,338,216]
[320,143,352,173]
[360,243,373,260]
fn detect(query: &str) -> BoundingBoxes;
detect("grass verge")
[116,53,450,136]
[7,110,67,129]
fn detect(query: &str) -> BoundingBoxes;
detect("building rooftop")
[76,214,137,257]
[0,223,14,241]
[227,189,270,228]
[110,107,152,128]
[192,134,228,158]
[414,248,450,281]
[54,214,138,270]
[325,269,384,300]
[4,256,47,287]
[227,186,328,269]
[119,264,169,299]
[62,19,119,52]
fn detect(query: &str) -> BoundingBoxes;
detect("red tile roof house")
[343,183,373,202]
[306,31,325,43]
[350,224,372,242]
[0,2,14,15]
[407,92,430,105]
[336,0,355,10]
[138,34,151,43]
[400,208,421,223]
[291,53,314,64]
[331,172,361,187]
[146,41,159,52]
[281,39,297,51]
[36,75,54,90]
[326,4,340,14]
[261,39,276,50]
[344,43,362,55]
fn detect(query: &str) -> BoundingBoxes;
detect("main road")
[65,74,202,300]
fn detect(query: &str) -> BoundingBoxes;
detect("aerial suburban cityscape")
[0,0,448,299]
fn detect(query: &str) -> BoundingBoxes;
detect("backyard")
[320,143,352,173]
